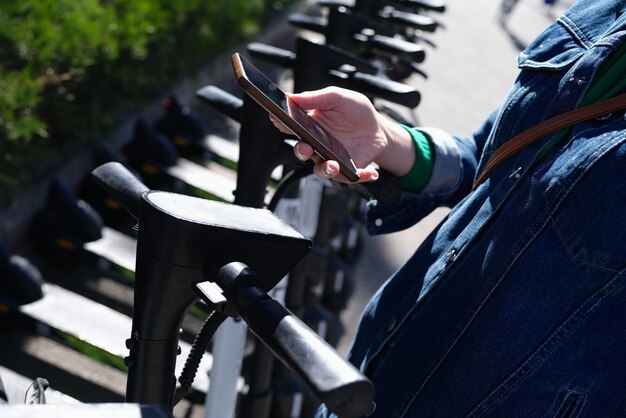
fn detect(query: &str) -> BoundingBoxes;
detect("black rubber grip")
[218,263,375,418]
[195,85,243,123]
[91,162,148,220]
[395,0,446,13]
[288,13,327,33]
[330,68,421,108]
[246,42,297,69]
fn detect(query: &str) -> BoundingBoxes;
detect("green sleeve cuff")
[398,125,435,192]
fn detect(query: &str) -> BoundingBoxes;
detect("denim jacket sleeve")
[365,110,498,235]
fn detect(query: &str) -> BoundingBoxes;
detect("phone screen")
[233,53,359,181]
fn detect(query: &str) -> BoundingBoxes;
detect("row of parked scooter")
[0,0,446,416]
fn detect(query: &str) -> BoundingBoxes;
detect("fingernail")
[324,166,336,177]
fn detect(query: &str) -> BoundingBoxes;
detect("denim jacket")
[319,1,626,417]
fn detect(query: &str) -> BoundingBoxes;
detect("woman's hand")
[271,86,415,183]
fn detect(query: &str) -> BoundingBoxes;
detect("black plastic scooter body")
[137,191,310,291]
[155,95,208,156]
[292,37,377,93]
[0,243,44,307]
[125,190,312,407]
[29,178,104,263]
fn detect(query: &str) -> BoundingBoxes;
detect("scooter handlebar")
[288,13,327,34]
[195,85,243,123]
[330,66,421,108]
[394,0,446,13]
[246,42,297,69]
[357,31,426,63]
[377,7,439,32]
[91,162,148,220]
[216,262,375,418]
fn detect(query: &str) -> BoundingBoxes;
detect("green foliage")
[0,0,294,206]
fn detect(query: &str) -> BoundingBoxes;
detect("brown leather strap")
[473,92,626,190]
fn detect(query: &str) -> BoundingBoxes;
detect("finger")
[287,87,344,112]
[310,153,323,165]
[293,141,315,161]
[355,167,379,183]
[313,162,380,184]
[313,160,340,180]
[269,114,294,135]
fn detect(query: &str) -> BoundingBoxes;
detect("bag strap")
[473,92,626,190]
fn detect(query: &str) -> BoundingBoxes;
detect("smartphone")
[231,52,360,182]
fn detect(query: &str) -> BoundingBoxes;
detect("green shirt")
[536,42,626,162]
[398,125,434,192]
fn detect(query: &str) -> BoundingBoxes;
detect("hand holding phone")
[231,53,360,182]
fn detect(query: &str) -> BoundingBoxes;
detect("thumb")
[287,87,344,112]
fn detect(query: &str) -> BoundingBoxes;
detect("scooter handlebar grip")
[254,302,375,418]
[219,263,375,418]
[340,71,421,108]
[379,9,439,32]
[369,34,426,63]
[195,85,243,123]
[288,13,327,34]
[246,42,297,69]
[316,0,350,9]
[91,162,148,220]
[396,0,446,13]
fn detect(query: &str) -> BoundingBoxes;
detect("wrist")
[376,114,416,176]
